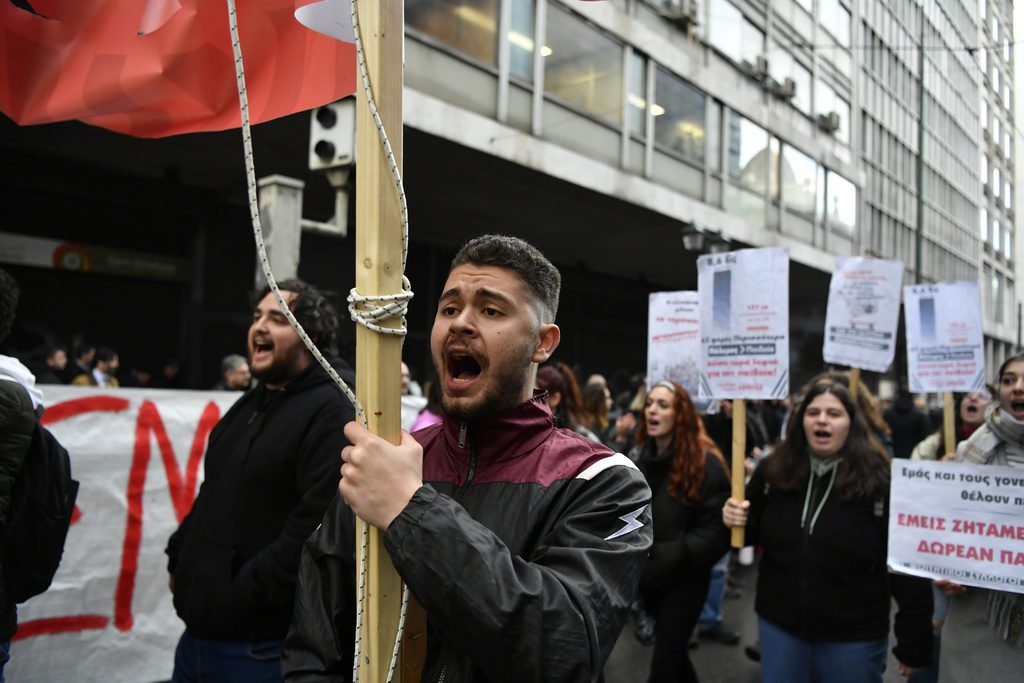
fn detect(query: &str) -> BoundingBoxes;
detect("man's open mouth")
[813,430,831,438]
[448,352,481,382]
[1011,401,1024,413]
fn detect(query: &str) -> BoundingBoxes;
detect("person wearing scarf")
[723,377,932,682]
[937,355,1024,682]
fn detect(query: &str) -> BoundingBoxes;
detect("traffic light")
[309,98,355,171]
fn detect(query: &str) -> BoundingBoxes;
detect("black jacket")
[0,380,35,640]
[282,395,653,682]
[165,358,354,641]
[633,441,730,588]
[745,463,932,667]
[884,397,933,459]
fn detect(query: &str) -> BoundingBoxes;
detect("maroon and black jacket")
[283,394,653,682]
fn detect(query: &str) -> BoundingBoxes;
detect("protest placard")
[698,247,789,400]
[904,281,985,392]
[9,386,241,683]
[822,257,903,372]
[888,459,1024,594]
[647,291,707,408]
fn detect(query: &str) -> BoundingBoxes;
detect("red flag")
[0,0,356,138]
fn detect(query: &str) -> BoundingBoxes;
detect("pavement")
[604,557,912,682]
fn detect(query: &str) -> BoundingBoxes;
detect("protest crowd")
[2,227,1023,683]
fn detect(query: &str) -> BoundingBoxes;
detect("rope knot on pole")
[348,275,414,337]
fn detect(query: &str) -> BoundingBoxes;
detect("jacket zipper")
[437,424,477,682]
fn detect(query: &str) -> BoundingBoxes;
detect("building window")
[543,4,624,125]
[1004,39,1012,62]
[626,51,648,137]
[781,144,817,215]
[826,171,857,235]
[726,112,769,193]
[653,67,706,163]
[708,0,763,66]
[1005,229,1013,260]
[1005,131,1013,159]
[981,98,988,129]
[815,80,850,144]
[1006,180,1012,210]
[981,153,989,183]
[407,0,499,66]
[708,99,722,173]
[994,218,1001,248]
[769,49,812,114]
[508,0,537,81]
[980,207,988,241]
[820,0,851,48]
[994,167,1001,197]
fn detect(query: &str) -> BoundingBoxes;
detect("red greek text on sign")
[14,396,221,640]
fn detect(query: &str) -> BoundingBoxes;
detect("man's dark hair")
[255,279,340,356]
[74,341,96,360]
[0,267,19,344]
[44,345,66,361]
[221,353,247,375]
[95,347,118,364]
[450,235,561,323]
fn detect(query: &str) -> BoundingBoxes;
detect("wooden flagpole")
[353,0,424,680]
[730,399,747,548]
[942,392,955,458]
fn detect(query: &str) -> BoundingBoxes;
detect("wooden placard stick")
[943,392,956,458]
[731,398,747,548]
[849,367,860,400]
[353,0,423,679]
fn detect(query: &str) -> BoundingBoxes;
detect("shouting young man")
[283,235,652,681]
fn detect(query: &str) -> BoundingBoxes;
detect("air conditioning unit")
[770,77,797,100]
[1008,208,1015,220]
[755,56,770,80]
[664,0,699,32]
[983,182,991,197]
[817,111,840,133]
[983,128,991,142]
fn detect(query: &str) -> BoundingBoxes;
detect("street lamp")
[706,229,731,254]
[681,222,706,252]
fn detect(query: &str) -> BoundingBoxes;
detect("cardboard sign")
[904,282,985,392]
[698,247,789,399]
[9,386,241,683]
[822,257,903,372]
[647,291,707,408]
[888,459,1024,594]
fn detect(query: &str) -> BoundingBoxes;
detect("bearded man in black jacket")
[166,279,354,683]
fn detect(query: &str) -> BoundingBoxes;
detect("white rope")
[224,1,411,681]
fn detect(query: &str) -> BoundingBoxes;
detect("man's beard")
[437,341,535,422]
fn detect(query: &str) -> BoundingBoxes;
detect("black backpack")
[2,421,79,603]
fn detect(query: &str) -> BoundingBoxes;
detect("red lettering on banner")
[12,615,110,641]
[19,396,221,639]
[40,396,131,426]
[115,400,220,631]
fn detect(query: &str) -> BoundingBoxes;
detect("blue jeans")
[758,617,888,683]
[698,552,729,631]
[0,639,9,683]
[172,630,284,683]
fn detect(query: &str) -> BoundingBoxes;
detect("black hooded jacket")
[165,358,354,641]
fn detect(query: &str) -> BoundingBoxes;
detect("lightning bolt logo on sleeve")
[605,505,648,541]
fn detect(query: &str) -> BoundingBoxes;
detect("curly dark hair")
[635,380,726,505]
[0,268,19,344]
[450,234,561,324]
[763,380,890,502]
[254,279,340,356]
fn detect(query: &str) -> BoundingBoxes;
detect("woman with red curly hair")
[632,380,730,683]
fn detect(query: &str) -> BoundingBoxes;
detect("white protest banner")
[647,291,704,403]
[888,459,1024,594]
[822,257,903,372]
[698,247,789,399]
[904,281,985,392]
[9,386,241,683]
